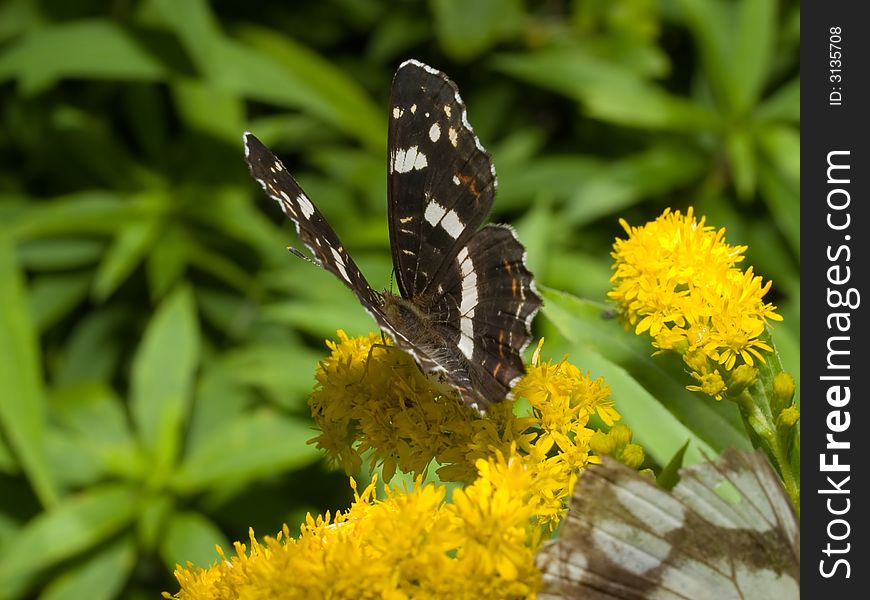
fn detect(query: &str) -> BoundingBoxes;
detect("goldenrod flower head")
[609,207,782,399]
[728,364,759,394]
[168,472,536,600]
[773,372,796,407]
[778,405,801,430]
[309,331,624,491]
[589,424,645,469]
[686,369,727,400]
[167,335,645,599]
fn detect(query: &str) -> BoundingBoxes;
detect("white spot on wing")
[391,146,428,173]
[297,193,315,219]
[458,332,474,360]
[429,123,441,142]
[424,200,447,227]
[424,200,464,239]
[448,127,458,147]
[441,209,464,239]
[457,246,478,359]
[392,106,404,119]
[452,175,460,185]
[330,246,350,283]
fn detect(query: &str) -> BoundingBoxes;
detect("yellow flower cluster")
[168,458,541,600]
[309,333,638,511]
[168,334,644,599]
[608,207,782,399]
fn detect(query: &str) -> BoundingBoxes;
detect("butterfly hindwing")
[387,60,496,300]
[426,224,539,402]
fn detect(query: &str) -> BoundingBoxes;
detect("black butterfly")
[243,59,541,412]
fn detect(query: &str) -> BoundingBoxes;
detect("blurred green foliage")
[0,0,798,597]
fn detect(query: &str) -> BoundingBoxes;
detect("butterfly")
[243,59,541,412]
[536,448,800,599]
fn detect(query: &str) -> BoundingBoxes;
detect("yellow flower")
[686,369,727,400]
[609,207,782,399]
[167,338,644,600]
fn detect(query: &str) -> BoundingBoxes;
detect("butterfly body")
[244,60,540,411]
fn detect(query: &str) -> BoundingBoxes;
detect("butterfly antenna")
[288,246,317,265]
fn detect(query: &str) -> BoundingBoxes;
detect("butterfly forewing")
[243,133,383,313]
[387,60,496,300]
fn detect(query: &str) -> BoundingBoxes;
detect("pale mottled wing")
[386,59,496,300]
[243,133,383,313]
[537,449,800,600]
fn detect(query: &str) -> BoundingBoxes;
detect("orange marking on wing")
[456,172,481,198]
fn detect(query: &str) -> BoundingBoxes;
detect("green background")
[0,0,799,598]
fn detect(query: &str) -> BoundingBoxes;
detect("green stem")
[734,390,800,517]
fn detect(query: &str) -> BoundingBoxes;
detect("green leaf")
[55,309,127,386]
[187,369,251,453]
[732,0,776,113]
[432,0,523,60]
[657,441,691,490]
[218,343,322,408]
[725,129,756,199]
[10,192,133,240]
[679,0,776,115]
[513,201,556,279]
[171,79,245,143]
[137,493,174,554]
[189,187,287,265]
[16,237,105,271]
[130,286,200,476]
[160,511,228,570]
[0,235,57,507]
[236,25,385,150]
[756,77,800,123]
[173,410,321,494]
[493,49,719,131]
[47,385,145,485]
[539,287,750,464]
[29,271,92,332]
[757,165,800,259]
[568,345,715,467]
[0,484,139,599]
[149,0,383,149]
[45,427,112,488]
[51,383,133,447]
[0,19,166,94]
[758,124,800,186]
[497,155,601,212]
[562,145,709,225]
[40,535,136,600]
[145,224,189,302]
[93,215,163,301]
